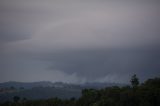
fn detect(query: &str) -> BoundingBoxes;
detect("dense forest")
[0,75,160,106]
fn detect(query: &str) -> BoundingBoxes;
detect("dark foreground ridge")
[0,76,160,106]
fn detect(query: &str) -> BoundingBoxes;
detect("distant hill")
[0,81,125,89]
[81,82,126,89]
[0,81,53,89]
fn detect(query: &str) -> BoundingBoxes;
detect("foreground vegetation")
[0,75,160,106]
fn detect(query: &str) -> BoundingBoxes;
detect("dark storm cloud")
[0,26,31,43]
[41,49,160,83]
[0,0,160,83]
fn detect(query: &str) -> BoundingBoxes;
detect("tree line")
[0,75,160,106]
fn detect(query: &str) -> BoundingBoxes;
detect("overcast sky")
[0,0,160,84]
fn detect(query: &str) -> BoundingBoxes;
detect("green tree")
[13,96,20,103]
[130,74,139,87]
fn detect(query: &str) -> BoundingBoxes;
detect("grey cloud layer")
[0,0,160,83]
